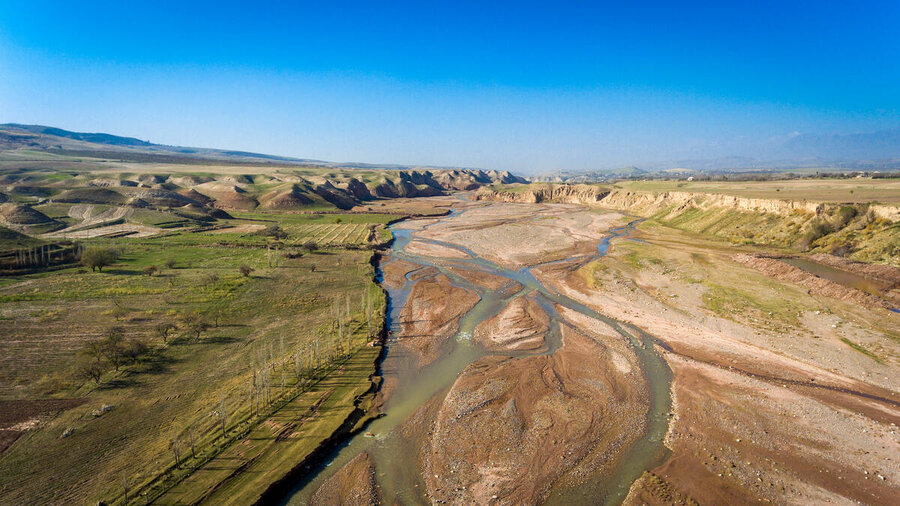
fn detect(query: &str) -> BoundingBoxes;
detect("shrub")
[164,259,176,269]
[301,241,318,253]
[200,273,220,286]
[143,265,158,277]
[80,246,118,272]
[798,220,833,251]
[122,338,149,364]
[256,224,287,239]
[835,205,858,228]
[239,265,254,277]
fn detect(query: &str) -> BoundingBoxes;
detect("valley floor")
[298,199,899,504]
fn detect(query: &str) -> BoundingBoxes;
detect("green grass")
[701,283,801,326]
[0,236,386,505]
[617,178,900,204]
[839,337,882,363]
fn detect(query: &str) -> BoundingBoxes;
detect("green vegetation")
[616,178,900,204]
[0,232,387,504]
[839,337,882,363]
[701,283,801,326]
[0,174,432,504]
[643,201,898,266]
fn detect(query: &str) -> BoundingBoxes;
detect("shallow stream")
[285,206,672,505]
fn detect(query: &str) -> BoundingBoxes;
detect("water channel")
[285,205,673,505]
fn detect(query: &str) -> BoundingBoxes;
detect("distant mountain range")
[0,123,511,173]
[533,127,900,181]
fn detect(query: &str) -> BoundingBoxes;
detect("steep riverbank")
[475,185,900,266]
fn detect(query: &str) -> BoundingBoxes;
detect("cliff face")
[474,184,899,266]
[599,190,824,217]
[474,184,609,205]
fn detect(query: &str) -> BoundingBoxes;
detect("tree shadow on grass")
[99,377,139,390]
[202,335,240,344]
[133,351,177,375]
[103,268,143,276]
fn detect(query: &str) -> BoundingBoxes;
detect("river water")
[285,206,672,505]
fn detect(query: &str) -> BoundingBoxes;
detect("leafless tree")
[156,322,176,344]
[101,327,127,372]
[185,425,196,459]
[170,438,182,467]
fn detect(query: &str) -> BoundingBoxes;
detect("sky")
[1,1,898,173]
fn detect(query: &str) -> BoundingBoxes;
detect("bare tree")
[180,312,208,340]
[101,327,127,372]
[215,395,228,438]
[170,438,182,467]
[155,322,176,344]
[185,425,196,459]
[121,472,131,504]
[76,353,104,384]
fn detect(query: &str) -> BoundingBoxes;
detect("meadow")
[0,208,396,505]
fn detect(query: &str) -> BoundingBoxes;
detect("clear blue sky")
[1,1,898,173]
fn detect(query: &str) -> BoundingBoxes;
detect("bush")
[122,338,149,364]
[164,259,176,269]
[835,205,858,228]
[798,220,833,251]
[301,241,318,253]
[144,265,158,277]
[239,265,254,277]
[80,247,119,272]
[256,224,287,239]
[200,273,220,286]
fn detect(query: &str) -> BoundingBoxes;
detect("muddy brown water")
[284,208,672,505]
[782,257,894,297]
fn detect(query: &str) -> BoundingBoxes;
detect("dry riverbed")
[305,200,900,505]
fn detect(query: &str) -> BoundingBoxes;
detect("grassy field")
[0,205,402,504]
[615,178,900,204]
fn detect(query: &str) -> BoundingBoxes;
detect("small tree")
[122,338,148,364]
[111,306,130,322]
[180,312,208,340]
[185,425,196,458]
[164,259,176,269]
[76,355,104,384]
[301,241,318,253]
[143,265,158,277]
[155,322,176,344]
[101,327,127,372]
[239,265,254,277]
[81,247,118,272]
[170,438,182,467]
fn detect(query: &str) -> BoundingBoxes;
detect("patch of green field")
[0,236,385,505]
[230,211,399,225]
